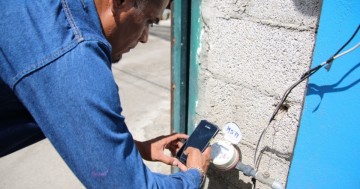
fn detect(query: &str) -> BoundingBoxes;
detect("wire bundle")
[254,24,360,168]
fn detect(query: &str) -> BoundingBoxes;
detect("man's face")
[109,0,169,62]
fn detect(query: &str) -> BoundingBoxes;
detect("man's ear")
[112,0,133,11]
[112,0,124,9]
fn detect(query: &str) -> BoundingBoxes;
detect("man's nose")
[139,27,149,43]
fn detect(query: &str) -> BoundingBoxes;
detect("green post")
[187,0,201,133]
[171,0,202,134]
[171,0,190,134]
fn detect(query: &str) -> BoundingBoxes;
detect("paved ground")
[0,20,172,188]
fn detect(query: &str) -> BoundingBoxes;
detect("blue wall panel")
[287,1,360,188]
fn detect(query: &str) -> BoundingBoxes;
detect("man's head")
[94,0,169,62]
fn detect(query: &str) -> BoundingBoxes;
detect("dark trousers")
[0,79,45,157]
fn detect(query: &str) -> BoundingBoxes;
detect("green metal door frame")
[171,0,202,135]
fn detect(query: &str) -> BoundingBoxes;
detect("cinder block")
[197,0,321,188]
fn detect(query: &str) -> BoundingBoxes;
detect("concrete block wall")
[194,0,322,188]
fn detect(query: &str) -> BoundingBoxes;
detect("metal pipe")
[235,162,285,189]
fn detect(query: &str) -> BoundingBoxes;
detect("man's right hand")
[181,147,211,176]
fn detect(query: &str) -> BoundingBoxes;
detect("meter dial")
[211,141,240,171]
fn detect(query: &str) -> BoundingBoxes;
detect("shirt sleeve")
[13,40,201,189]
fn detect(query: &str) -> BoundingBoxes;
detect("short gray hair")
[134,0,148,10]
[134,0,167,13]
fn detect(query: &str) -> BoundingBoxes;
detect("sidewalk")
[0,20,172,188]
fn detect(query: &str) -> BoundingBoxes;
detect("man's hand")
[183,147,211,176]
[135,133,188,169]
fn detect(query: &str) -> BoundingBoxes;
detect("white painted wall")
[195,0,322,188]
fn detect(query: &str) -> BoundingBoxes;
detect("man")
[0,0,210,188]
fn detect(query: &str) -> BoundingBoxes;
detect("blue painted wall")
[287,1,360,188]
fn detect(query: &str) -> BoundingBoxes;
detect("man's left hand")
[135,133,188,169]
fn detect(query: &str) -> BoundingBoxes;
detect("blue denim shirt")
[0,0,201,188]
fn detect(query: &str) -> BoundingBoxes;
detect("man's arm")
[14,40,202,188]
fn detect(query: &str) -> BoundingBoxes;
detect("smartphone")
[176,120,220,164]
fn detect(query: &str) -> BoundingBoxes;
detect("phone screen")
[176,120,219,164]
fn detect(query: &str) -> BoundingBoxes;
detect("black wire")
[269,74,309,123]
[254,24,360,167]
[331,25,360,58]
[301,25,360,80]
[252,178,257,189]
[300,65,322,80]
[270,24,360,124]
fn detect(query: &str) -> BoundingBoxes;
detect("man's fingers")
[184,147,201,155]
[159,155,176,165]
[172,159,187,171]
[165,133,188,152]
[202,146,211,157]
[166,133,188,142]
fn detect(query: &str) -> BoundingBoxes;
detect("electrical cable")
[332,42,360,60]
[253,24,360,167]
[252,178,257,189]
